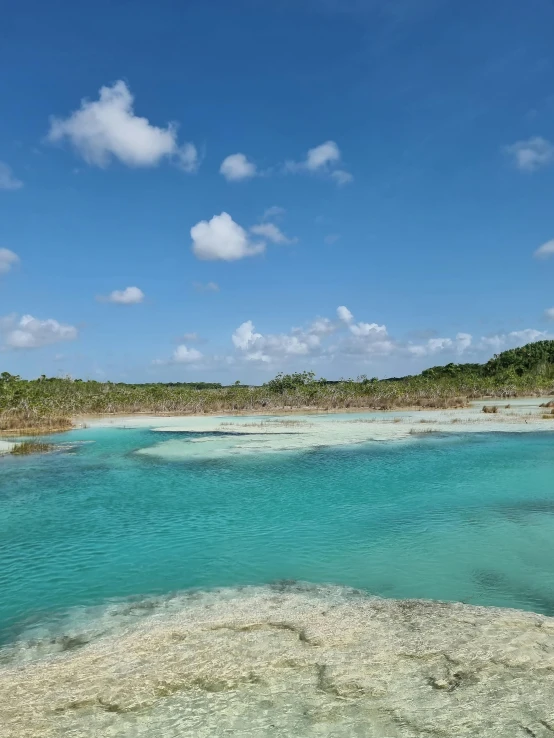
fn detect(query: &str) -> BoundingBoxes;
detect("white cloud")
[262,206,286,220]
[229,306,554,370]
[455,332,473,353]
[337,305,353,323]
[534,239,554,259]
[409,329,552,359]
[174,142,199,173]
[0,162,23,190]
[232,319,322,363]
[220,153,257,181]
[349,321,388,338]
[47,80,198,171]
[0,248,19,274]
[544,308,554,321]
[339,308,394,356]
[285,140,352,185]
[505,136,554,172]
[305,140,341,170]
[232,320,263,351]
[153,343,204,366]
[324,233,341,245]
[172,345,203,363]
[193,281,220,292]
[250,222,295,244]
[477,329,548,353]
[100,286,145,304]
[182,332,200,341]
[309,317,336,336]
[191,212,265,261]
[408,333,473,357]
[330,169,354,186]
[2,314,78,349]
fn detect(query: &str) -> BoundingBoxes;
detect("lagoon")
[2,413,554,736]
[2,418,554,638]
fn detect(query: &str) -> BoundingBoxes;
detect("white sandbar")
[81,398,554,461]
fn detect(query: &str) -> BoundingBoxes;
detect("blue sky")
[1,0,554,383]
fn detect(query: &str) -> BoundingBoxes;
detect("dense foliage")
[1,341,554,431]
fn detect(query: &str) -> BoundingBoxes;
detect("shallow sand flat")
[1,584,554,737]
[81,398,554,460]
[0,439,15,455]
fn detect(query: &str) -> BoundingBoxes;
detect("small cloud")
[98,286,145,304]
[545,307,554,321]
[191,212,265,261]
[154,344,203,365]
[250,222,295,245]
[0,162,23,190]
[309,317,336,335]
[534,239,554,259]
[174,142,199,173]
[262,205,286,220]
[172,345,203,363]
[232,320,263,351]
[193,281,220,292]
[285,140,352,185]
[181,332,200,342]
[305,141,341,171]
[1,314,78,349]
[324,233,341,245]
[0,248,20,274]
[330,169,354,186]
[337,305,353,323]
[505,136,554,172]
[46,80,198,172]
[220,153,257,181]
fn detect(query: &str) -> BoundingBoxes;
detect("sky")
[1,0,554,384]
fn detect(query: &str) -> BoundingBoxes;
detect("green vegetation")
[1,341,554,432]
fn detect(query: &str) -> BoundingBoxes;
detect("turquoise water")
[1,425,554,642]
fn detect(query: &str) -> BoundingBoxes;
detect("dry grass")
[0,412,72,436]
[10,440,55,456]
[219,419,311,429]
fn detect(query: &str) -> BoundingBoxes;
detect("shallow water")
[3,424,554,736]
[3,583,554,738]
[1,424,554,647]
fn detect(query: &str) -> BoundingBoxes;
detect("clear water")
[1,425,554,644]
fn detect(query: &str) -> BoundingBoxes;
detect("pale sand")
[1,584,554,737]
[0,439,15,455]
[80,398,554,461]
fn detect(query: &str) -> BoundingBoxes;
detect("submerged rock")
[1,584,554,737]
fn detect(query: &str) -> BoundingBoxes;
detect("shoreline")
[2,398,553,458]
[73,398,554,461]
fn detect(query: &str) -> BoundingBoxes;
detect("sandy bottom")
[82,398,554,461]
[1,583,554,737]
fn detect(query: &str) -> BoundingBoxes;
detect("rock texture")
[2,585,554,737]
